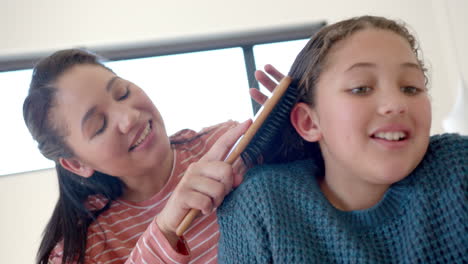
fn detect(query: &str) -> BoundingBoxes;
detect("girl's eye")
[118,86,130,100]
[401,86,422,95]
[349,86,372,95]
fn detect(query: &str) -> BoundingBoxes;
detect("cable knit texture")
[217,133,468,264]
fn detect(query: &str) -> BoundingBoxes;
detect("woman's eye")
[401,86,421,95]
[349,86,372,95]
[95,118,107,136]
[118,86,130,100]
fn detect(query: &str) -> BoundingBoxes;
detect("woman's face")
[311,28,431,186]
[53,64,171,178]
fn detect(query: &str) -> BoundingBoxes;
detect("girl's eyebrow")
[345,62,421,72]
[401,62,422,70]
[345,62,376,72]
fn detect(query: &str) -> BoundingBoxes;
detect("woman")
[23,48,277,263]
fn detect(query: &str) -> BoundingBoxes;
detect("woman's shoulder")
[199,119,239,134]
[170,120,238,146]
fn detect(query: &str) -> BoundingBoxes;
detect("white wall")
[0,0,466,263]
[0,169,57,263]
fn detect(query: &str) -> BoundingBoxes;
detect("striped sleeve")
[47,120,240,264]
[123,121,238,264]
[48,219,191,264]
[48,245,98,264]
[124,218,190,264]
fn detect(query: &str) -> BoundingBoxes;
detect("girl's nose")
[116,107,141,134]
[377,94,408,117]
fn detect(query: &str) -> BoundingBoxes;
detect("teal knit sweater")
[217,134,468,263]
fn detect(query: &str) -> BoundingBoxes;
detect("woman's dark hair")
[23,49,123,263]
[23,49,125,264]
[24,48,214,263]
[260,15,427,171]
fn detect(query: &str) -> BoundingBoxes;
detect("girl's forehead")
[323,29,416,69]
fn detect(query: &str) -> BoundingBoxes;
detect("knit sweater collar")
[306,160,414,230]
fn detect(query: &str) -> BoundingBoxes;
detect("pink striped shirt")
[49,121,238,264]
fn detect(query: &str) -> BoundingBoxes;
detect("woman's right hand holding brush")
[156,120,252,250]
[156,64,286,249]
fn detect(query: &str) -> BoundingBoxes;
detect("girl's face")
[312,29,431,186]
[53,64,172,179]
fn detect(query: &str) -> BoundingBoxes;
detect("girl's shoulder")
[429,133,467,145]
[245,159,318,181]
[414,133,468,185]
[219,159,323,222]
[427,133,467,159]
[235,159,320,198]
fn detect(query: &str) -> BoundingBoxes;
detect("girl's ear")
[59,157,94,178]
[290,102,322,142]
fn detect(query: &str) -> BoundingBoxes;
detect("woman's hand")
[156,120,252,248]
[250,64,285,105]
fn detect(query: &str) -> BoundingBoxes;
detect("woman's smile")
[129,120,153,152]
[53,64,172,179]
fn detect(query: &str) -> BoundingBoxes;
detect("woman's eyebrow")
[106,76,121,92]
[81,106,97,134]
[81,76,120,134]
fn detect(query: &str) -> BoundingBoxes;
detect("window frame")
[0,21,325,113]
[0,22,325,176]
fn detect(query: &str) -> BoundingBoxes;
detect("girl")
[218,15,467,263]
[23,49,277,264]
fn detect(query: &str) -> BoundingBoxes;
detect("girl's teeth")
[374,132,406,141]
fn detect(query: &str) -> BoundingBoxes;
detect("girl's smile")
[296,28,432,210]
[369,123,411,150]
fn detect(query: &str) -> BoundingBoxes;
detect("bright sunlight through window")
[1,48,252,175]
[254,39,309,94]
[1,39,309,176]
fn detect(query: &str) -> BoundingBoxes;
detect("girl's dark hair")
[261,15,426,171]
[23,49,125,264]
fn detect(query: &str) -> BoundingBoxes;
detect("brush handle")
[175,76,293,236]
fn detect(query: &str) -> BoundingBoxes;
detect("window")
[0,22,324,176]
[254,39,310,94]
[107,48,252,136]
[0,69,55,175]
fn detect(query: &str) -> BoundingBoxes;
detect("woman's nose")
[116,107,140,134]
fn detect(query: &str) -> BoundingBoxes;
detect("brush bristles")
[241,82,299,167]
